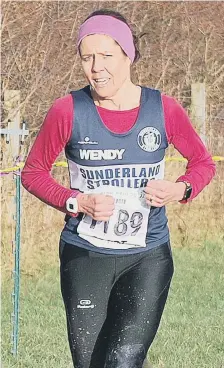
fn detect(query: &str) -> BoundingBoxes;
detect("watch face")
[181,181,192,200]
[185,186,192,199]
[66,198,78,213]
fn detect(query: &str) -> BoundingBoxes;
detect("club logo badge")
[137,127,161,152]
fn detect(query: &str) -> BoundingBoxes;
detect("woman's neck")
[92,82,141,111]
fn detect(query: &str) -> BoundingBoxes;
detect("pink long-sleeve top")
[21,93,216,215]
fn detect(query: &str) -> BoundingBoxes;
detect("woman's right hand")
[76,193,115,221]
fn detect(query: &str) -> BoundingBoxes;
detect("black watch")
[181,181,192,200]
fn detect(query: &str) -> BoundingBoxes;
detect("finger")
[146,193,167,207]
[85,195,114,210]
[82,201,115,216]
[146,179,169,190]
[149,192,174,203]
[94,203,115,212]
[85,204,114,215]
[105,194,115,204]
[145,192,167,203]
[146,194,175,207]
[84,207,114,219]
[91,212,114,221]
[92,217,111,222]
[144,188,168,200]
[93,194,115,205]
[146,198,164,207]
[147,196,163,205]
[146,179,164,189]
[93,209,114,216]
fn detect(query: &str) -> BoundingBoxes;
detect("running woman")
[21,9,216,368]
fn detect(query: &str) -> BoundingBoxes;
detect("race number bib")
[77,186,151,249]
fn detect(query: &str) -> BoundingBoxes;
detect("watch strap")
[181,181,192,200]
[66,195,79,213]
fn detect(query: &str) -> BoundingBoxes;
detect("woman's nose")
[91,56,104,72]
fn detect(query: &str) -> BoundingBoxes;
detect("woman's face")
[79,34,131,99]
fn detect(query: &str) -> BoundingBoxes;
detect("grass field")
[2,241,224,368]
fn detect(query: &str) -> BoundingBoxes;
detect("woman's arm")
[144,95,216,207]
[21,94,79,214]
[163,94,216,202]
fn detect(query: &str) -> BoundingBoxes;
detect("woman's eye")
[104,55,112,57]
[82,57,91,62]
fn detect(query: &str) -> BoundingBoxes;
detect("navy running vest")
[60,85,170,254]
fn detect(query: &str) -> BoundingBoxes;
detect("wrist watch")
[181,181,192,200]
[66,196,79,213]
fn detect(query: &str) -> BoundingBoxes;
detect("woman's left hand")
[144,180,186,207]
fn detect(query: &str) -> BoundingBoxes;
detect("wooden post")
[191,83,206,145]
[3,90,21,162]
[1,90,29,167]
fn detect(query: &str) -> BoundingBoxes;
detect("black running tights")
[59,240,174,368]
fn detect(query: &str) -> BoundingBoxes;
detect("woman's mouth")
[93,78,110,87]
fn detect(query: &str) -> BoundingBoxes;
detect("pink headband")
[77,15,135,63]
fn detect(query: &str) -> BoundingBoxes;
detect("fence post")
[191,82,206,145]
[1,89,29,356]
[3,90,21,162]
